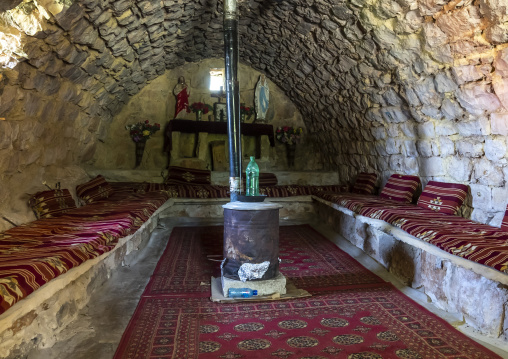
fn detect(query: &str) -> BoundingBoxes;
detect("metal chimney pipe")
[224,0,241,202]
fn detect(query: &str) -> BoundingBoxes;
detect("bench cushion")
[28,189,77,219]
[165,166,211,185]
[260,185,314,197]
[0,190,169,315]
[380,174,420,203]
[417,181,468,215]
[315,189,508,273]
[311,185,350,194]
[76,175,114,204]
[383,210,508,272]
[352,172,378,194]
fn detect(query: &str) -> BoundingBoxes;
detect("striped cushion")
[352,172,378,194]
[260,185,314,197]
[76,175,114,204]
[311,184,350,194]
[380,174,421,203]
[501,207,508,231]
[29,189,77,219]
[417,181,468,215]
[165,166,211,185]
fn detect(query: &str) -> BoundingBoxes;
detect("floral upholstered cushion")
[165,166,211,185]
[417,181,468,215]
[29,189,77,219]
[352,172,378,195]
[76,175,114,204]
[379,174,421,203]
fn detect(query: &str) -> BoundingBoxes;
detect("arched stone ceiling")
[1,0,508,225]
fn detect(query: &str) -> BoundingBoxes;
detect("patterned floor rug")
[114,225,501,359]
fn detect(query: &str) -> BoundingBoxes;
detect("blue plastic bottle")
[246,156,259,196]
[228,288,258,298]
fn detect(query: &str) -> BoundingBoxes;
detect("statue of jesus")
[173,76,189,119]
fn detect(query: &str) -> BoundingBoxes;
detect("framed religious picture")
[214,102,227,122]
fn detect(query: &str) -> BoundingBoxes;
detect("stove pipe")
[224,0,242,201]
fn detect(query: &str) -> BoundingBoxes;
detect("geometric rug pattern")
[114,225,501,358]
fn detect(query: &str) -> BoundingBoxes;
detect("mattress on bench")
[111,182,349,199]
[314,191,508,274]
[0,190,169,316]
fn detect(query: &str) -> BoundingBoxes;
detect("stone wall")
[90,59,321,172]
[1,0,508,228]
[311,0,508,226]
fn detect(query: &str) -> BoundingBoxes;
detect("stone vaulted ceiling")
[1,0,508,224]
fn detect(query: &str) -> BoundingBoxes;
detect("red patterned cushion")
[311,184,350,194]
[1,190,169,316]
[165,166,211,185]
[260,185,314,197]
[29,189,77,219]
[109,182,148,195]
[352,172,378,194]
[242,173,278,187]
[417,181,468,215]
[76,175,114,204]
[163,184,229,198]
[380,174,420,203]
[501,207,508,231]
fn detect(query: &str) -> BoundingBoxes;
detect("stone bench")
[4,175,507,357]
[0,192,172,358]
[312,194,508,343]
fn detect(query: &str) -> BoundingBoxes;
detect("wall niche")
[89,59,323,173]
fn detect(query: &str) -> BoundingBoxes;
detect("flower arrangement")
[276,126,303,146]
[240,105,254,118]
[126,120,161,143]
[187,102,212,114]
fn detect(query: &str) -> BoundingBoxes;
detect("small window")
[210,68,225,92]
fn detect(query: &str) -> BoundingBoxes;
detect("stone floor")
[26,217,508,359]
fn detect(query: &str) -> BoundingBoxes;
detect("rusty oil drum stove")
[222,202,281,281]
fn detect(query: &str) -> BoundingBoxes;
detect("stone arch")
[0,0,507,228]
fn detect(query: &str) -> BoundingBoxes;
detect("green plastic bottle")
[245,156,259,196]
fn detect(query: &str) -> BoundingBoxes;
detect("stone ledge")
[313,196,508,342]
[0,199,174,359]
[160,196,315,221]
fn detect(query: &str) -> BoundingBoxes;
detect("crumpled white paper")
[238,261,270,282]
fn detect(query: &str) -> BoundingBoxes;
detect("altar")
[164,119,275,170]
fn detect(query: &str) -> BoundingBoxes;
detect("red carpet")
[114,225,501,358]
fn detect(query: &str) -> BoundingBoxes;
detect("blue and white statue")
[255,75,269,123]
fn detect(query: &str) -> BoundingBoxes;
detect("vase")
[135,141,146,167]
[195,110,202,121]
[241,113,246,123]
[286,143,296,168]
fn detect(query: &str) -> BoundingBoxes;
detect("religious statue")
[173,76,189,119]
[255,75,269,123]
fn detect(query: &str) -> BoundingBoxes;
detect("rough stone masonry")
[0,0,508,230]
